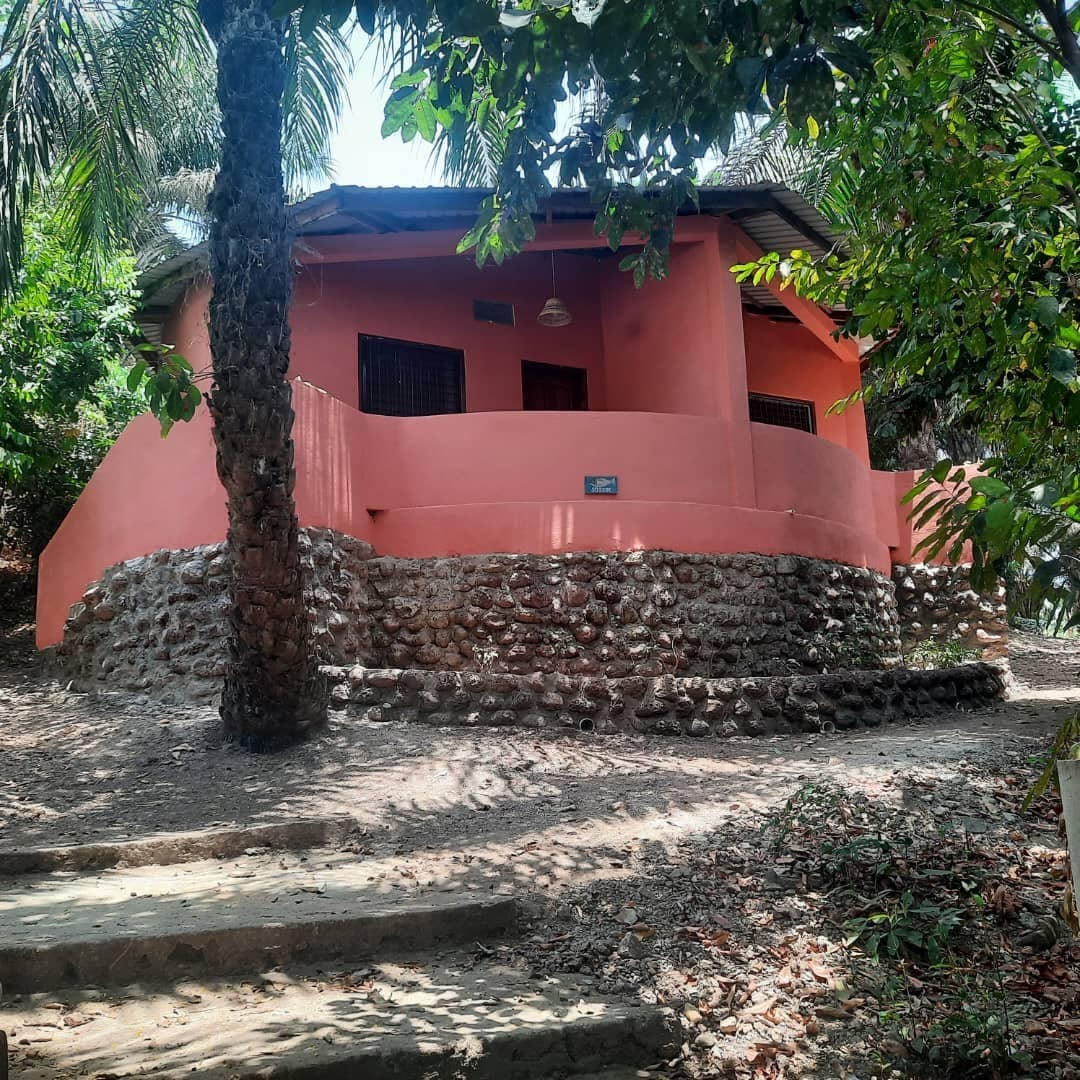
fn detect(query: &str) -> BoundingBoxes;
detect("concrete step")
[5,958,676,1079]
[0,815,358,875]
[0,847,517,993]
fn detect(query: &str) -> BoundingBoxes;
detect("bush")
[0,214,144,559]
[0,363,142,556]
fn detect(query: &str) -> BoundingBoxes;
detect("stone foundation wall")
[892,564,1008,660]
[61,530,377,700]
[324,662,1007,737]
[365,550,900,678]
[59,530,905,699]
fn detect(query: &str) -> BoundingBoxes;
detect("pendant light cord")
[550,250,556,295]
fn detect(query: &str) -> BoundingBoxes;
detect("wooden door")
[521,360,588,410]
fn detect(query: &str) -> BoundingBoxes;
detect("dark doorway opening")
[359,335,465,416]
[521,360,588,411]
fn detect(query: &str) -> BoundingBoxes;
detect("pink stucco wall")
[37,406,225,647]
[602,243,725,416]
[744,313,869,460]
[38,379,913,646]
[600,230,757,506]
[290,252,606,411]
[883,468,974,565]
[163,279,211,375]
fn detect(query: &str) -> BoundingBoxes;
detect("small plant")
[903,638,980,670]
[1023,709,1080,808]
[843,891,966,964]
[820,611,889,671]
[761,781,848,857]
[821,833,910,885]
[897,976,1033,1077]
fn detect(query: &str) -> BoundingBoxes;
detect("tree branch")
[956,0,1067,67]
[1034,0,1080,89]
[984,46,1080,223]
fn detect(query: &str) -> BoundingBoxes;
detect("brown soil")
[1,631,1078,1077]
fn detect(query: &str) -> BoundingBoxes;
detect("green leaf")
[414,97,437,142]
[354,0,377,34]
[931,459,951,483]
[1034,296,1060,328]
[982,499,1014,552]
[126,359,147,392]
[969,476,1010,498]
[390,69,427,90]
[1049,347,1077,385]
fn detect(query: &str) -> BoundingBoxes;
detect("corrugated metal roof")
[138,183,844,320]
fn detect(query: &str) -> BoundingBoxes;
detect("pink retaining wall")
[38,380,915,647]
[37,407,225,646]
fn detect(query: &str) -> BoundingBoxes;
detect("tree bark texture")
[896,411,939,471]
[200,0,326,748]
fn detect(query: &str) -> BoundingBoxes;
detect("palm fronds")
[0,0,92,294]
[0,0,351,294]
[282,15,352,189]
[429,79,520,187]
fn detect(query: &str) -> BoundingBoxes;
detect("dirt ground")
[1,630,1079,1077]
[0,631,1074,854]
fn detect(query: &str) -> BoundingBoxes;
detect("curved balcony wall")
[38,379,901,647]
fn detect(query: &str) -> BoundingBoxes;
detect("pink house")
[40,184,1002,702]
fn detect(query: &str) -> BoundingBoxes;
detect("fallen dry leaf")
[814,1006,855,1021]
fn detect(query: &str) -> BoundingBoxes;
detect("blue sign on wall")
[584,475,618,495]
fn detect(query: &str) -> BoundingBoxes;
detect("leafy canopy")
[0,211,146,554]
[731,12,1080,626]
[0,210,140,485]
[289,0,1079,284]
[0,0,351,292]
[0,0,351,437]
[288,0,891,281]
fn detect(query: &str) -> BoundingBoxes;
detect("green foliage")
[906,465,1080,632]
[843,891,967,965]
[726,14,1080,632]
[125,347,201,435]
[903,639,981,670]
[768,779,1043,1075]
[1022,709,1080,809]
[292,0,898,277]
[0,0,351,296]
[0,204,206,558]
[763,782,916,883]
[2,363,145,557]
[0,214,139,484]
[900,977,1033,1078]
[0,216,144,554]
[293,0,1079,294]
[761,781,849,857]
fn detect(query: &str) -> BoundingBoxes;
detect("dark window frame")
[521,359,589,411]
[748,392,817,434]
[358,334,466,417]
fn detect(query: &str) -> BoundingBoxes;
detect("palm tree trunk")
[896,412,939,472]
[199,0,326,749]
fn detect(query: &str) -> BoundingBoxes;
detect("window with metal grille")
[748,392,816,434]
[359,335,465,416]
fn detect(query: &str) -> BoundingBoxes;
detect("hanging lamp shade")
[537,296,573,327]
[537,252,573,327]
